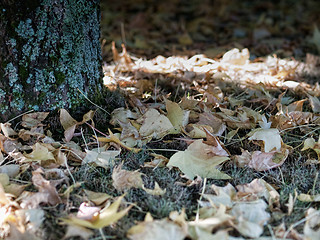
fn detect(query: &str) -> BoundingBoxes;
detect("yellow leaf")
[24,143,55,163]
[96,129,140,153]
[142,182,166,196]
[61,196,131,229]
[84,190,112,206]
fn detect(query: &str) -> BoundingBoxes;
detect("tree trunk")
[0,0,102,121]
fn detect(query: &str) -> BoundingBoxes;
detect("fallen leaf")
[112,164,144,192]
[142,182,166,196]
[76,202,101,221]
[234,148,289,171]
[127,214,187,240]
[221,48,249,65]
[20,168,61,208]
[167,139,230,179]
[166,99,188,134]
[60,109,94,142]
[0,164,20,177]
[308,95,320,113]
[231,199,270,238]
[236,178,280,209]
[61,196,131,229]
[137,109,173,139]
[301,137,320,159]
[23,143,56,164]
[83,147,120,168]
[304,208,320,239]
[298,193,320,202]
[96,129,140,153]
[0,173,25,197]
[0,123,17,137]
[21,112,49,129]
[84,189,112,206]
[248,128,282,152]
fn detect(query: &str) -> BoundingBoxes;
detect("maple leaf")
[137,108,173,139]
[61,196,131,229]
[167,139,230,179]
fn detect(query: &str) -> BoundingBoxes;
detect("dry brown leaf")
[83,147,120,168]
[236,178,280,209]
[6,223,41,240]
[234,148,289,171]
[60,109,94,142]
[231,199,270,238]
[112,164,144,192]
[76,203,101,221]
[20,168,61,208]
[21,112,49,129]
[83,190,112,206]
[166,99,189,134]
[137,108,173,139]
[0,123,17,137]
[23,143,56,165]
[0,173,25,197]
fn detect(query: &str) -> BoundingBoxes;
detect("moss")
[0,0,102,118]
[54,71,66,85]
[18,64,29,82]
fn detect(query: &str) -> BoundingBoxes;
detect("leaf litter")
[2,2,320,239]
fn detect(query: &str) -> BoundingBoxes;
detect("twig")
[6,109,34,123]
[77,88,110,115]
[195,177,207,222]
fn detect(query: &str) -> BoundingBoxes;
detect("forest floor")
[2,0,320,240]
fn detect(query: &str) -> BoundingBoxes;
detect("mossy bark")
[0,0,102,121]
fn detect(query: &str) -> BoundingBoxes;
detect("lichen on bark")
[0,0,102,121]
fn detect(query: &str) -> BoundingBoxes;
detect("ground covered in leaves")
[2,1,320,240]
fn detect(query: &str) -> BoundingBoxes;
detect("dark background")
[101,0,320,61]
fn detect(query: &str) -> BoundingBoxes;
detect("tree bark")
[0,0,102,121]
